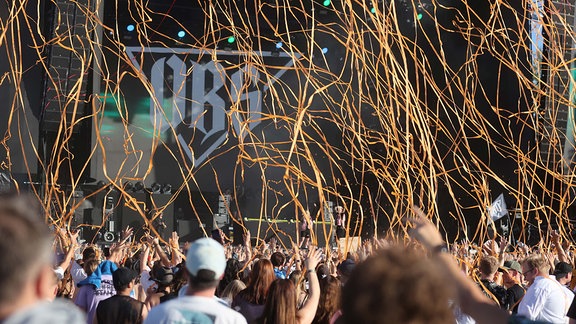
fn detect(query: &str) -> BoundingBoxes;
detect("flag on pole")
[488,193,507,223]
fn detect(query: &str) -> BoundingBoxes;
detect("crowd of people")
[2,192,576,324]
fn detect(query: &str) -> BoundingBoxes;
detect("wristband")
[432,244,449,254]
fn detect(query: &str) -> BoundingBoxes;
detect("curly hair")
[341,246,455,324]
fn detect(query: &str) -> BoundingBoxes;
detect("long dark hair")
[217,258,242,296]
[237,259,275,305]
[260,279,297,324]
[313,275,341,324]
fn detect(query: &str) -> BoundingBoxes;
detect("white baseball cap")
[185,238,226,280]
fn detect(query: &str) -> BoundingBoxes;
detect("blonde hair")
[522,254,550,274]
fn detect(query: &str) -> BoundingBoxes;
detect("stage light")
[417,13,423,20]
[126,24,135,32]
[133,181,144,192]
[275,42,283,49]
[177,30,185,38]
[151,182,161,193]
[322,47,328,54]
[227,36,236,44]
[123,182,134,191]
[161,184,172,194]
[323,0,331,6]
[371,7,376,14]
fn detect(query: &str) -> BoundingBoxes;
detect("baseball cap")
[554,261,573,276]
[113,267,138,289]
[500,260,522,273]
[337,259,356,277]
[152,265,174,286]
[185,238,226,281]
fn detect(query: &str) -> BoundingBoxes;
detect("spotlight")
[177,30,185,38]
[371,7,376,14]
[151,182,161,193]
[275,42,283,49]
[227,36,236,44]
[417,13,423,20]
[161,184,172,194]
[123,182,134,191]
[103,231,116,243]
[126,24,135,32]
[322,47,328,54]
[323,0,331,6]
[133,181,145,192]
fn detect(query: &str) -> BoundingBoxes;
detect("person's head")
[341,246,455,324]
[553,261,573,283]
[316,263,329,279]
[0,193,55,319]
[217,258,242,296]
[288,270,306,293]
[185,238,227,293]
[270,252,285,268]
[243,258,275,304]
[220,279,246,302]
[151,263,174,289]
[521,254,550,285]
[314,275,341,324]
[260,279,297,324]
[337,258,356,283]
[500,260,522,288]
[82,246,97,262]
[478,256,499,278]
[83,259,99,276]
[112,267,138,292]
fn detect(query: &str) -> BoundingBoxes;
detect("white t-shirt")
[518,276,567,323]
[145,295,247,324]
[70,261,87,284]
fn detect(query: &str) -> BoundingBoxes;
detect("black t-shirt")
[96,294,145,324]
[505,284,526,313]
[479,279,508,309]
[567,290,576,319]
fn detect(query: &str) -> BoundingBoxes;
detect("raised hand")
[68,229,79,247]
[407,205,444,249]
[120,226,134,243]
[243,230,251,246]
[169,231,180,249]
[304,246,322,271]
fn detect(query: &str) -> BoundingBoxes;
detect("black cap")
[152,265,174,286]
[554,262,573,276]
[113,267,138,289]
[337,259,356,277]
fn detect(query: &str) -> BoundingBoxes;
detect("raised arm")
[57,230,79,275]
[244,229,252,262]
[409,206,510,324]
[297,248,322,324]
[169,231,183,267]
[551,230,569,264]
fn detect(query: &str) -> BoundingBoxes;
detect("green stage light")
[323,0,331,6]
[227,36,236,44]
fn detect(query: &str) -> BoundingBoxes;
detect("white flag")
[488,193,507,223]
